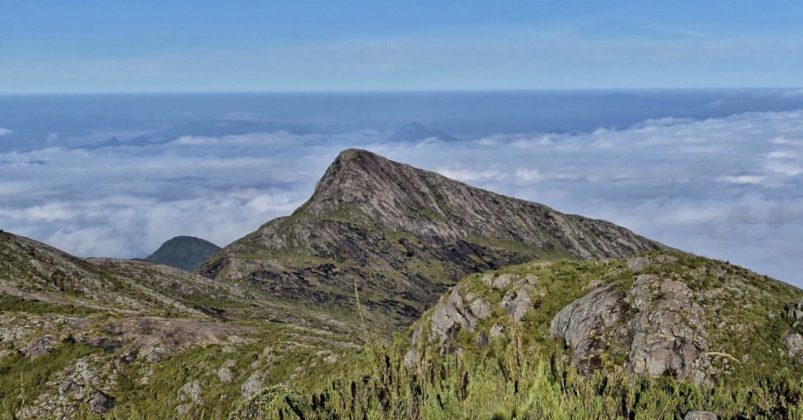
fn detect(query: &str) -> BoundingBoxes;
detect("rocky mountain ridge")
[198,149,662,332]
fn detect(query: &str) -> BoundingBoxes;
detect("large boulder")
[551,273,710,383]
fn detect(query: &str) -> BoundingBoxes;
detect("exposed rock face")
[404,270,539,365]
[198,149,662,331]
[628,276,709,382]
[430,286,477,348]
[785,300,803,362]
[551,273,710,383]
[550,284,631,372]
[402,253,802,391]
[144,236,221,271]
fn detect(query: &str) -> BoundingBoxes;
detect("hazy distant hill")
[144,236,222,271]
[386,122,458,142]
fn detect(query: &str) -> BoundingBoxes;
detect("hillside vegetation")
[246,253,803,419]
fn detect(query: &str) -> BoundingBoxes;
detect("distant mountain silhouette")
[386,122,458,142]
[145,236,221,271]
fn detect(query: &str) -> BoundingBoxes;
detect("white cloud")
[0,128,11,137]
[514,168,543,183]
[719,174,767,185]
[2,109,803,287]
[436,168,507,182]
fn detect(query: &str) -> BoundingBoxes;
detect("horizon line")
[1,87,802,97]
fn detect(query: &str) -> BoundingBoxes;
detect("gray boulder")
[21,334,60,358]
[551,275,710,383]
[501,287,533,322]
[89,390,115,414]
[550,284,629,372]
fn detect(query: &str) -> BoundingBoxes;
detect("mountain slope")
[0,230,363,418]
[266,252,803,419]
[145,236,222,271]
[198,149,663,331]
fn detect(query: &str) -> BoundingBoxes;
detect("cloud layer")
[1,110,802,287]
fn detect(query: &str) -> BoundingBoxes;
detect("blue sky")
[2,0,803,93]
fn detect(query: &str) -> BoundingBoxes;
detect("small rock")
[469,298,492,320]
[783,329,803,362]
[501,288,532,322]
[627,257,650,272]
[89,391,115,414]
[178,379,203,404]
[490,324,504,338]
[217,367,233,384]
[584,279,603,290]
[493,274,514,290]
[481,273,494,287]
[476,330,489,347]
[684,411,717,420]
[403,349,417,368]
[21,334,59,358]
[653,255,679,265]
[241,372,263,400]
[227,335,247,344]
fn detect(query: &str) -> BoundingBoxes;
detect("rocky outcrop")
[21,334,60,358]
[551,273,710,383]
[16,354,119,419]
[784,300,803,362]
[177,379,204,415]
[198,149,662,333]
[404,270,540,365]
[550,284,631,372]
[628,275,709,382]
[429,286,479,348]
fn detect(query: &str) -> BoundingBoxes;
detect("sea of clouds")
[1,107,802,287]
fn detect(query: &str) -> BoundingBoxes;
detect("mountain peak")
[309,149,407,210]
[331,148,387,171]
[200,149,663,329]
[144,236,221,271]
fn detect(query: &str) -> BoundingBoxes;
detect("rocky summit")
[198,149,662,332]
[144,235,222,271]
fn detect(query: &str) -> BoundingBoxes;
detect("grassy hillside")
[246,252,803,419]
